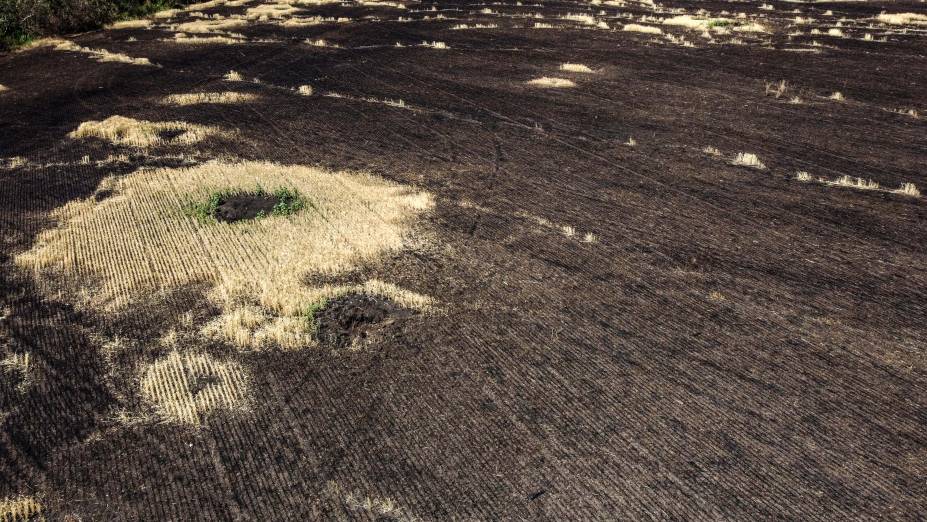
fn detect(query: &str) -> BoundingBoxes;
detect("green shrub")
[0,0,194,50]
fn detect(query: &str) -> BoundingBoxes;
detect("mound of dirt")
[314,293,414,348]
[215,194,278,222]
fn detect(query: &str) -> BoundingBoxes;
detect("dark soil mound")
[314,293,413,348]
[214,194,278,222]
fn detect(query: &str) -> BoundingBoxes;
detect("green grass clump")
[187,191,226,222]
[708,19,733,28]
[185,186,308,223]
[303,298,328,336]
[271,187,304,216]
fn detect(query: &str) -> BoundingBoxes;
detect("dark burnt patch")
[189,373,221,396]
[158,128,186,142]
[215,194,278,222]
[314,293,415,349]
[93,188,114,202]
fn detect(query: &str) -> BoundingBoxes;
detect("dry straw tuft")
[830,175,879,190]
[876,13,927,25]
[0,496,43,521]
[894,182,920,197]
[730,152,766,170]
[69,115,225,148]
[623,23,662,34]
[560,63,595,73]
[109,19,152,29]
[161,92,257,105]
[140,351,250,425]
[175,18,246,33]
[54,40,155,66]
[765,79,788,98]
[420,41,448,49]
[527,77,576,88]
[245,2,299,19]
[173,33,245,44]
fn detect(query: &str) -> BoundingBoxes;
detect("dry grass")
[765,79,788,99]
[359,0,406,7]
[1,156,28,168]
[69,116,225,148]
[733,22,767,33]
[54,41,155,66]
[345,493,405,520]
[246,2,300,19]
[0,84,7,92]
[280,15,349,27]
[420,41,448,49]
[894,182,920,197]
[730,152,766,170]
[828,91,845,101]
[139,351,249,425]
[703,146,721,156]
[175,18,246,33]
[1,353,33,393]
[662,15,718,30]
[205,279,432,350]
[527,77,576,88]
[796,173,920,198]
[325,482,419,522]
[0,496,43,521]
[187,0,226,9]
[451,23,498,30]
[161,92,257,105]
[623,23,662,34]
[876,13,927,25]
[829,175,880,191]
[224,70,244,81]
[17,160,434,350]
[109,19,152,29]
[560,63,594,73]
[297,85,313,96]
[515,210,596,245]
[153,9,181,18]
[561,13,596,25]
[173,33,245,44]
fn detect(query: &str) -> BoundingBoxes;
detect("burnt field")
[1,0,926,519]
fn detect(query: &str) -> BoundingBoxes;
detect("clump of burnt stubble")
[313,293,415,349]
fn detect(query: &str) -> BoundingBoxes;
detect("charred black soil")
[214,193,278,222]
[315,293,415,349]
[2,0,927,519]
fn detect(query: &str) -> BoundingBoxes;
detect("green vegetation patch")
[303,298,328,336]
[187,186,308,223]
[1,0,196,50]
